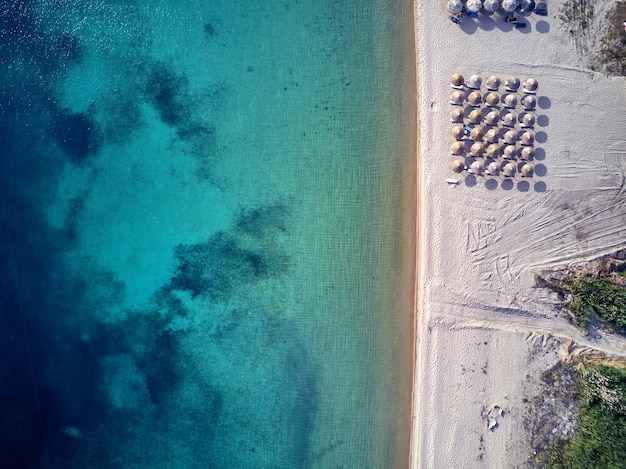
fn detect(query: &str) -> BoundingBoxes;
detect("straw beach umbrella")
[503,93,518,108]
[451,141,465,155]
[450,90,465,105]
[503,145,517,159]
[483,0,500,14]
[452,125,466,140]
[521,130,535,145]
[523,77,538,93]
[471,142,485,157]
[484,127,499,143]
[503,161,517,177]
[521,112,535,127]
[503,129,518,145]
[487,161,501,176]
[505,76,521,91]
[485,75,501,90]
[470,126,484,141]
[520,0,535,12]
[468,91,482,106]
[451,73,465,88]
[520,146,535,160]
[468,74,482,89]
[448,0,464,14]
[521,163,535,177]
[502,112,517,127]
[468,109,483,124]
[485,92,500,107]
[451,159,466,173]
[470,159,485,175]
[466,0,482,14]
[522,95,537,110]
[486,143,501,157]
[450,107,464,123]
[502,0,519,13]
[485,110,500,126]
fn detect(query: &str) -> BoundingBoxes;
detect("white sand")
[411,2,626,467]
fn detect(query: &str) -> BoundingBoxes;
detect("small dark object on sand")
[535,1,548,15]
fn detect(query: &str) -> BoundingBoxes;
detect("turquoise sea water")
[0,0,416,467]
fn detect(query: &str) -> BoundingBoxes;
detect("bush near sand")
[530,362,626,469]
[536,255,626,332]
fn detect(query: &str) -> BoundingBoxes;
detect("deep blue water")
[0,1,416,467]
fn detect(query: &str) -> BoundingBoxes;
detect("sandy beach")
[411,1,626,467]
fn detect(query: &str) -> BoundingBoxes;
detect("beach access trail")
[411,1,626,467]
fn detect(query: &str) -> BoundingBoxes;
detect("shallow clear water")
[0,0,415,467]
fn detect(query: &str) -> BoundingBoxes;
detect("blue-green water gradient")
[0,0,416,467]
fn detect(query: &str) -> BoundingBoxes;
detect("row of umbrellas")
[452,125,535,146]
[448,0,527,14]
[451,158,535,177]
[451,108,536,128]
[450,91,537,110]
[451,140,536,159]
[451,74,538,94]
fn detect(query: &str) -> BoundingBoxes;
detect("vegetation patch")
[544,364,626,469]
[569,278,626,328]
[535,254,626,333]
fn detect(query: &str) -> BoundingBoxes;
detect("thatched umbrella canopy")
[451,141,465,155]
[503,144,517,159]
[485,110,500,126]
[451,158,466,173]
[484,127,499,143]
[466,0,482,13]
[452,124,466,140]
[485,92,500,106]
[471,142,485,157]
[451,73,465,87]
[485,75,501,90]
[470,126,484,141]
[503,129,518,145]
[502,0,519,12]
[468,74,482,89]
[503,161,517,177]
[486,143,501,157]
[468,109,483,124]
[522,95,536,111]
[450,107,465,123]
[521,130,535,145]
[520,0,535,12]
[468,91,483,106]
[523,77,538,93]
[450,90,465,105]
[505,76,521,91]
[487,161,501,176]
[470,159,485,175]
[520,146,535,161]
[484,0,500,13]
[448,0,464,14]
[521,112,535,127]
[521,162,535,177]
[502,112,517,127]
[503,93,518,108]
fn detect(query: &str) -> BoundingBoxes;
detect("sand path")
[411,1,626,467]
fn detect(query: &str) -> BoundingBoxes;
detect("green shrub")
[569,278,626,328]
[547,365,626,469]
